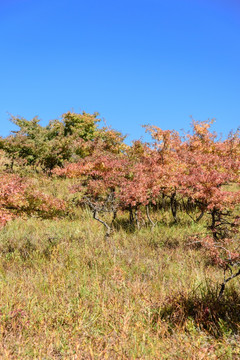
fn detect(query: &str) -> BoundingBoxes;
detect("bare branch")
[218,267,240,299]
[93,210,111,238]
[146,204,157,230]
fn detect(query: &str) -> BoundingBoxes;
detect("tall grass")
[0,174,239,358]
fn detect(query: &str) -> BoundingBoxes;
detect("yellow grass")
[0,174,239,359]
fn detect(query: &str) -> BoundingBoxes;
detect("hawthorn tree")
[142,125,184,222]
[55,150,129,237]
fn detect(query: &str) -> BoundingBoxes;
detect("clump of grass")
[157,283,240,337]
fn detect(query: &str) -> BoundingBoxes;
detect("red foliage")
[0,173,65,227]
[0,174,27,227]
[56,120,239,243]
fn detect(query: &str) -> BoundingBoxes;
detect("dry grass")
[0,176,239,359]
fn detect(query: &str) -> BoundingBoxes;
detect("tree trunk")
[170,192,177,223]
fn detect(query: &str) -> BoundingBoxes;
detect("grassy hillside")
[0,174,239,359]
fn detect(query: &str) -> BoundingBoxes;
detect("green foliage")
[62,111,99,139]
[0,112,127,173]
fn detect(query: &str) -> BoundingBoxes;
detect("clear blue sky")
[0,0,240,141]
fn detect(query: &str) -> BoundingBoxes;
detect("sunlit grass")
[0,172,238,358]
[0,202,239,359]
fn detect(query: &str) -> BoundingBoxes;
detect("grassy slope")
[0,174,239,359]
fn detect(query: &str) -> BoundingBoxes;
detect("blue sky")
[0,0,240,141]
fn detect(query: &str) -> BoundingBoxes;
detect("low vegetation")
[0,113,239,358]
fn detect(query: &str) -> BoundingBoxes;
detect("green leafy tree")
[0,112,109,173]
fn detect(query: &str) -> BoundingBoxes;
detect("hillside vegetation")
[0,113,239,359]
